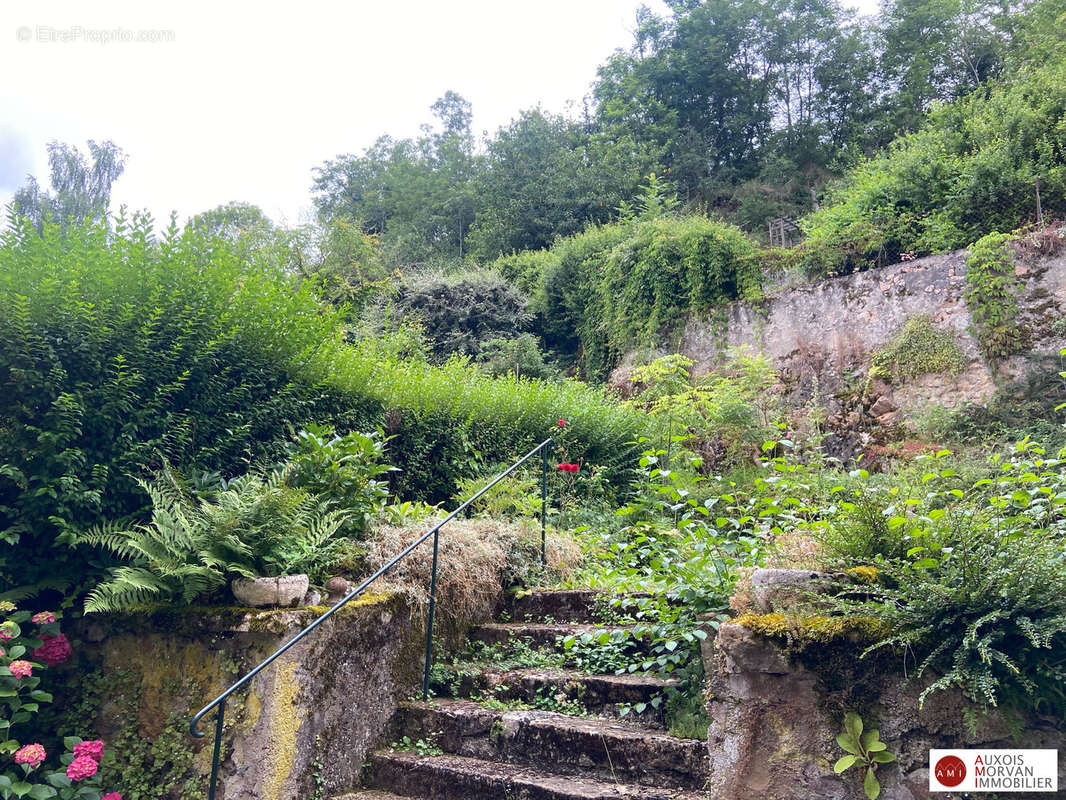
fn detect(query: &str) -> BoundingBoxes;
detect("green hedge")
[0,213,641,594]
[499,216,762,379]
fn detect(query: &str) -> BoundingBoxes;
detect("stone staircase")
[335,590,710,800]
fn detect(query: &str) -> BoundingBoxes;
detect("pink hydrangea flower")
[31,612,56,625]
[33,633,72,667]
[102,794,122,800]
[66,755,98,781]
[73,740,105,762]
[14,743,46,767]
[0,622,15,641]
[8,660,32,679]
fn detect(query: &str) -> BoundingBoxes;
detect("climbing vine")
[963,232,1028,361]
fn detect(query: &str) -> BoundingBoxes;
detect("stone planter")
[231,574,309,608]
[750,568,835,613]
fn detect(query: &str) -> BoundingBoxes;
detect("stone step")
[503,589,646,623]
[468,622,648,653]
[392,700,708,790]
[367,750,709,800]
[433,665,676,723]
[332,792,421,800]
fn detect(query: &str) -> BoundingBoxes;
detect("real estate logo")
[934,755,966,787]
[930,750,1058,793]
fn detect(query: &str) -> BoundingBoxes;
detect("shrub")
[476,334,559,382]
[319,351,643,502]
[390,269,531,360]
[78,470,348,611]
[0,602,121,799]
[282,424,393,539]
[824,442,1066,715]
[798,59,1066,275]
[0,212,374,594]
[508,215,762,378]
[626,350,780,469]
[0,213,642,594]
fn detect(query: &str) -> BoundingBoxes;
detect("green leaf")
[844,712,863,739]
[834,755,857,773]
[871,750,896,763]
[836,732,860,755]
[864,767,880,800]
[27,787,56,800]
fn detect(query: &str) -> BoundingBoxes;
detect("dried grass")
[364,516,581,627]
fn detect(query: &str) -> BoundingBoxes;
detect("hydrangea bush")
[0,602,120,800]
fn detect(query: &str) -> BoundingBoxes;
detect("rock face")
[677,243,1066,416]
[703,621,1065,800]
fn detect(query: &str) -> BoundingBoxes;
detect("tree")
[13,140,126,232]
[311,92,481,267]
[467,108,654,259]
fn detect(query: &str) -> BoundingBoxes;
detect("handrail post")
[207,697,226,800]
[541,444,548,571]
[422,527,440,701]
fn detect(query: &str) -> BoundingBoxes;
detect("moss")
[734,612,888,643]
[846,566,880,585]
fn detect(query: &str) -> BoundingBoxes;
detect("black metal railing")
[189,437,555,800]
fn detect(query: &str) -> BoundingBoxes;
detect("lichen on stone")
[845,565,880,585]
[734,612,888,643]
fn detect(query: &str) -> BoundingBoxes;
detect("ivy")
[963,232,1028,361]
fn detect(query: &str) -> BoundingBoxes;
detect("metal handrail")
[189,436,555,800]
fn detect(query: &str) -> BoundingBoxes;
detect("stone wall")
[701,620,1065,800]
[678,240,1066,422]
[67,594,426,800]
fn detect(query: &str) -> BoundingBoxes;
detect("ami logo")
[934,755,967,787]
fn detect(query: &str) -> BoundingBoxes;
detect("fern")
[79,470,351,612]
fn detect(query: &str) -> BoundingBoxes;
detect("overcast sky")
[0,0,878,228]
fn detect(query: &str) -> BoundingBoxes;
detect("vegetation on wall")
[798,57,1066,276]
[963,232,1028,360]
[497,213,762,378]
[870,316,967,383]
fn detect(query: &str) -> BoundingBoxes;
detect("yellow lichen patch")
[734,612,887,642]
[242,686,263,731]
[846,566,880,585]
[100,634,229,738]
[261,662,302,800]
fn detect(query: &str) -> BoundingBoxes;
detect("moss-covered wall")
[56,593,427,800]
